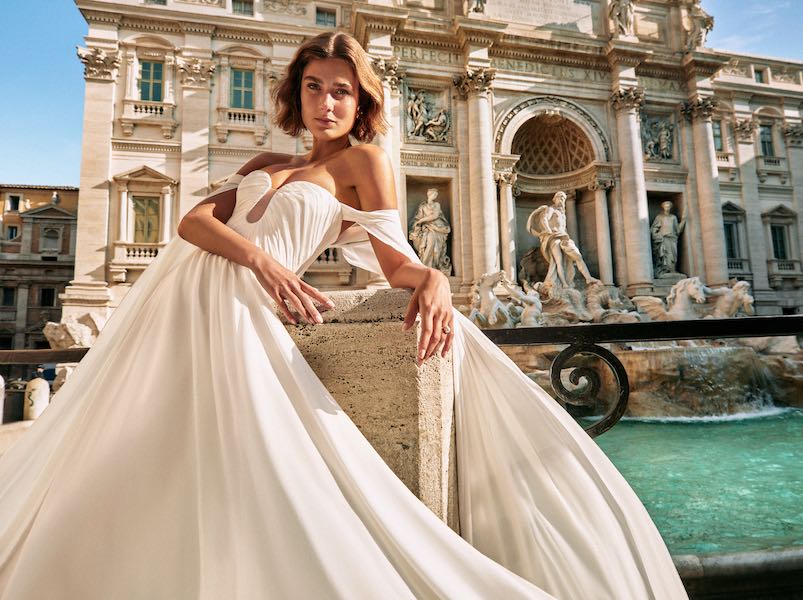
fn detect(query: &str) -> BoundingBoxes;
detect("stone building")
[0,184,78,378]
[67,0,803,319]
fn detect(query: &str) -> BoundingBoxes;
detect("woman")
[0,32,688,599]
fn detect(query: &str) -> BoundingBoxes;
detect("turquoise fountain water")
[594,407,803,556]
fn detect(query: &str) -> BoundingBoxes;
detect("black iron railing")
[482,315,803,437]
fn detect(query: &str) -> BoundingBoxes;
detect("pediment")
[762,204,797,218]
[113,165,177,185]
[720,201,745,215]
[22,204,76,218]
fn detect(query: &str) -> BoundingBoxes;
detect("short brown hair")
[272,31,388,143]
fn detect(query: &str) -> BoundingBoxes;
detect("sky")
[0,0,801,188]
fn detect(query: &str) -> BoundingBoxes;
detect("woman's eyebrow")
[302,75,353,89]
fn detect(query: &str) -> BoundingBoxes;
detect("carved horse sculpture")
[632,276,708,321]
[464,271,518,328]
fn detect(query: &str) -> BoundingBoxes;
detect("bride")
[0,31,688,599]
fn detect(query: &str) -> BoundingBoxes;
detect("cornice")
[79,9,122,26]
[605,40,652,68]
[400,150,458,169]
[452,16,506,50]
[180,21,216,35]
[111,140,181,154]
[352,6,408,47]
[490,47,607,71]
[392,34,461,52]
[215,27,272,44]
[122,16,183,34]
[681,50,731,80]
[209,145,264,158]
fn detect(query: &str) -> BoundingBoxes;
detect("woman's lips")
[316,118,336,127]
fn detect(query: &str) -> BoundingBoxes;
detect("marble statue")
[424,108,450,142]
[407,90,427,137]
[527,191,599,296]
[704,281,755,319]
[642,116,674,161]
[585,281,640,324]
[462,271,518,328]
[608,0,635,37]
[408,188,452,276]
[651,200,686,278]
[685,0,714,52]
[502,279,543,327]
[632,276,708,321]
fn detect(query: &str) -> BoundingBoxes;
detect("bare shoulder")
[236,151,296,175]
[343,145,396,212]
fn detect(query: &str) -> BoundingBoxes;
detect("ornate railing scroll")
[483,315,803,437]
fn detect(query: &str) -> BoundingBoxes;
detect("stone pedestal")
[284,288,460,532]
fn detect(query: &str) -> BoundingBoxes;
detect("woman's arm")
[177,153,334,325]
[350,145,454,364]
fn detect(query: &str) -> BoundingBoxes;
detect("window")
[712,120,724,152]
[755,69,765,83]
[724,222,739,259]
[145,0,167,4]
[770,224,788,260]
[6,226,17,240]
[233,0,253,15]
[316,7,336,27]
[139,61,164,102]
[40,288,56,307]
[230,69,254,109]
[0,335,12,350]
[8,195,20,212]
[759,125,775,156]
[41,228,60,253]
[132,196,161,243]
[1,287,15,307]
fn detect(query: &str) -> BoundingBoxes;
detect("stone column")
[495,170,517,282]
[117,183,129,242]
[591,181,615,285]
[610,87,653,294]
[734,117,771,293]
[371,57,403,205]
[61,45,121,320]
[784,124,803,280]
[682,96,729,287]
[454,67,500,277]
[565,189,579,244]
[608,181,629,289]
[14,283,29,348]
[454,90,473,290]
[160,185,173,243]
[176,52,216,220]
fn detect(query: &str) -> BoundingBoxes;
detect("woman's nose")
[320,93,335,111]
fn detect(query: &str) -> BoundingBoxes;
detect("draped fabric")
[0,170,687,599]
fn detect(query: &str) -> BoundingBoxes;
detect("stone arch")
[495,96,611,162]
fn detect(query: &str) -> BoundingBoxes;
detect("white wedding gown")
[0,170,688,599]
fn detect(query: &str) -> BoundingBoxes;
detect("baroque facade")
[0,185,78,379]
[67,0,803,317]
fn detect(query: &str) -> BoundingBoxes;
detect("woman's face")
[299,57,360,143]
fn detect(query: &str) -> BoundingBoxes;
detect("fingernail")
[315,313,323,323]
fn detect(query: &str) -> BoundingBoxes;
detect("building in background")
[66,0,803,318]
[0,184,78,380]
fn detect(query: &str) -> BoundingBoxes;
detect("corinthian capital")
[494,170,517,186]
[609,87,645,112]
[177,57,216,89]
[371,56,403,92]
[453,67,496,99]
[732,117,758,143]
[681,95,718,122]
[76,46,120,81]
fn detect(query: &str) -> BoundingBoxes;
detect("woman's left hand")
[402,269,454,365]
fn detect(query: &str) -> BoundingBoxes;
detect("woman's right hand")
[250,253,335,324]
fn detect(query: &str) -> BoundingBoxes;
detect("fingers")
[402,290,420,331]
[300,280,335,311]
[417,308,434,366]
